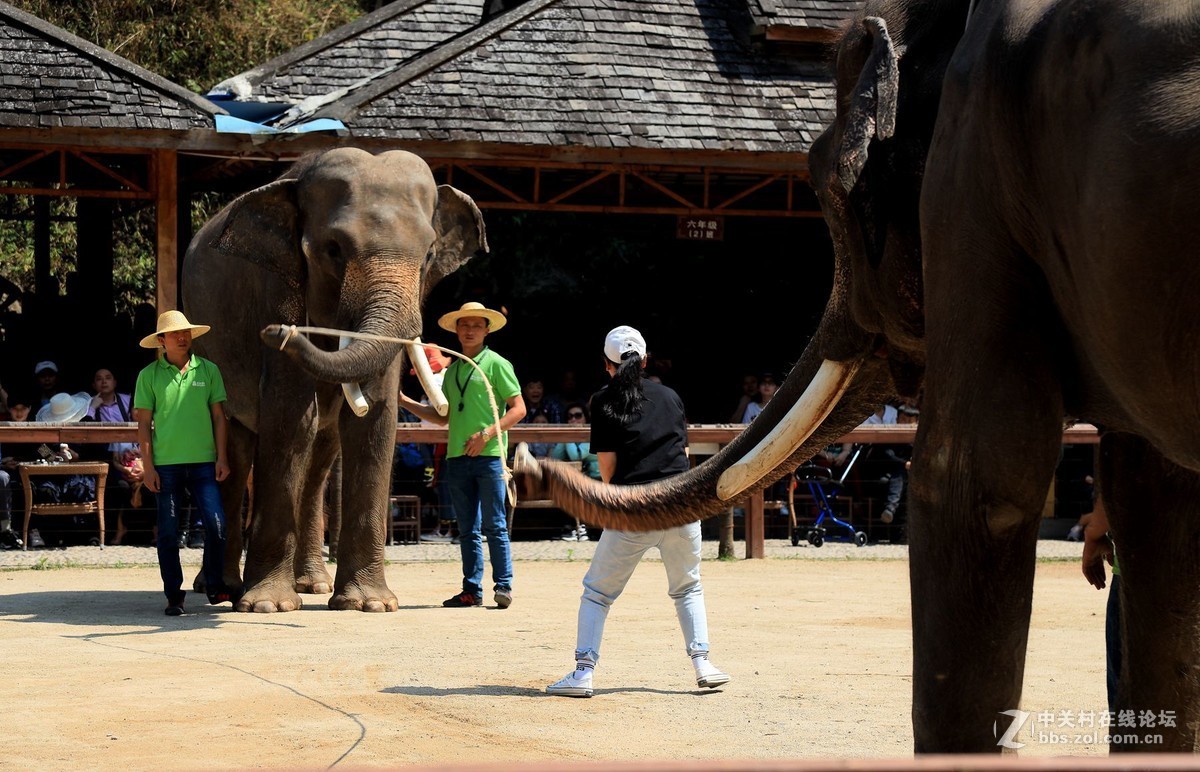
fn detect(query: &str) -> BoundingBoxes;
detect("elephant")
[183,147,486,612]
[515,0,1200,753]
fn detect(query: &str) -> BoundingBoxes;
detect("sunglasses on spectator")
[567,411,585,419]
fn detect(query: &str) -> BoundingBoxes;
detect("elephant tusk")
[408,338,449,417]
[716,359,861,501]
[339,336,371,417]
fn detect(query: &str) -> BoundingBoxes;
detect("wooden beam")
[155,149,178,313]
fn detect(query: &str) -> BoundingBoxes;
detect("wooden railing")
[0,422,1100,558]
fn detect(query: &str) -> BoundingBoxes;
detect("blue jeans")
[155,463,227,602]
[445,456,512,595]
[1106,574,1122,712]
[575,521,710,665]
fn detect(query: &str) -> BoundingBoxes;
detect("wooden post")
[155,149,178,313]
[745,491,765,559]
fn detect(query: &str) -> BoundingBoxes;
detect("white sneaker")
[693,656,730,689]
[546,666,593,697]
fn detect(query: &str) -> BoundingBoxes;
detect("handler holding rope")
[400,302,525,609]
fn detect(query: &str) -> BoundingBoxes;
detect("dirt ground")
[0,557,1110,769]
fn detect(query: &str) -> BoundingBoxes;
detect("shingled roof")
[214,0,486,107]
[746,0,865,31]
[284,0,848,155]
[0,0,222,131]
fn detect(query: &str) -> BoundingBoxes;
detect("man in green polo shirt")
[400,301,525,609]
[134,310,233,616]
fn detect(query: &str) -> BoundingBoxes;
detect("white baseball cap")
[34,360,58,374]
[603,325,647,363]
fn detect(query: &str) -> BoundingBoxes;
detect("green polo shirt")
[134,353,227,466]
[443,347,520,460]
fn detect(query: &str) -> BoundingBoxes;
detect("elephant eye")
[327,241,342,262]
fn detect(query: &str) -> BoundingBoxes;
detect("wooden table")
[17,461,109,550]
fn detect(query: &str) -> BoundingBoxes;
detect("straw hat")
[35,392,90,423]
[139,310,211,349]
[437,301,507,333]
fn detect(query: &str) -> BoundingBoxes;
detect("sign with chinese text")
[676,215,724,241]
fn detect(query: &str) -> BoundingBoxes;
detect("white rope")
[276,324,514,489]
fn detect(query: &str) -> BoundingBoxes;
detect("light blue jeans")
[445,456,513,595]
[575,520,710,664]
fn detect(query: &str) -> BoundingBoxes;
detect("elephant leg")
[910,246,1065,752]
[294,428,339,594]
[237,397,318,613]
[329,400,399,612]
[1100,433,1200,751]
[326,454,343,557]
[192,418,255,594]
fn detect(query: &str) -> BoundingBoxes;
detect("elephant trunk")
[265,275,415,384]
[524,341,894,532]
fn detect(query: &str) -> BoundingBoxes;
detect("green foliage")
[7,0,369,91]
[0,1,375,318]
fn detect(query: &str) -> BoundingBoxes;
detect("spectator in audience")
[549,369,585,413]
[863,402,908,524]
[521,377,563,424]
[526,412,555,459]
[85,368,144,545]
[729,373,758,423]
[33,361,61,408]
[741,372,779,423]
[0,390,26,550]
[549,401,598,541]
[33,391,95,547]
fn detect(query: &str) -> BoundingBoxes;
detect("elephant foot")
[234,581,303,613]
[329,580,398,612]
[294,568,334,595]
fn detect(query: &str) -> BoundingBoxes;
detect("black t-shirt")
[589,378,689,485]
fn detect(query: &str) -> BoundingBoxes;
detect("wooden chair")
[18,461,109,549]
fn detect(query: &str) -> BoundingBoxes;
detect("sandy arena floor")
[0,543,1110,769]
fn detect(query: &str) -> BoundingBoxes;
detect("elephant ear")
[837,16,901,193]
[423,184,488,303]
[209,178,303,284]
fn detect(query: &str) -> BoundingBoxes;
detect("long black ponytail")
[601,352,645,424]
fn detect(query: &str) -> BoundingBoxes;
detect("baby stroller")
[789,445,868,548]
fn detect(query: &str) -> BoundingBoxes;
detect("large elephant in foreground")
[184,147,485,612]
[518,0,1200,752]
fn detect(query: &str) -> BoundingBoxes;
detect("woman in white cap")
[545,325,729,697]
[133,310,233,616]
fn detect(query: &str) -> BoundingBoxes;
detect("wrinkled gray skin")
[521,0,1200,753]
[183,147,485,613]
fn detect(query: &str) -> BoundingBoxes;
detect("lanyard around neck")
[454,347,487,412]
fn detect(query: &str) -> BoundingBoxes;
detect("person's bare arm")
[464,395,527,457]
[1082,494,1113,590]
[211,402,229,482]
[399,392,448,426]
[598,451,617,484]
[136,408,159,492]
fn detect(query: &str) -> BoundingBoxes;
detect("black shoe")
[177,530,188,549]
[0,530,22,550]
[442,592,482,607]
[187,531,205,550]
[29,529,46,549]
[164,591,186,616]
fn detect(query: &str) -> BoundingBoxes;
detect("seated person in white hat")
[133,310,234,616]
